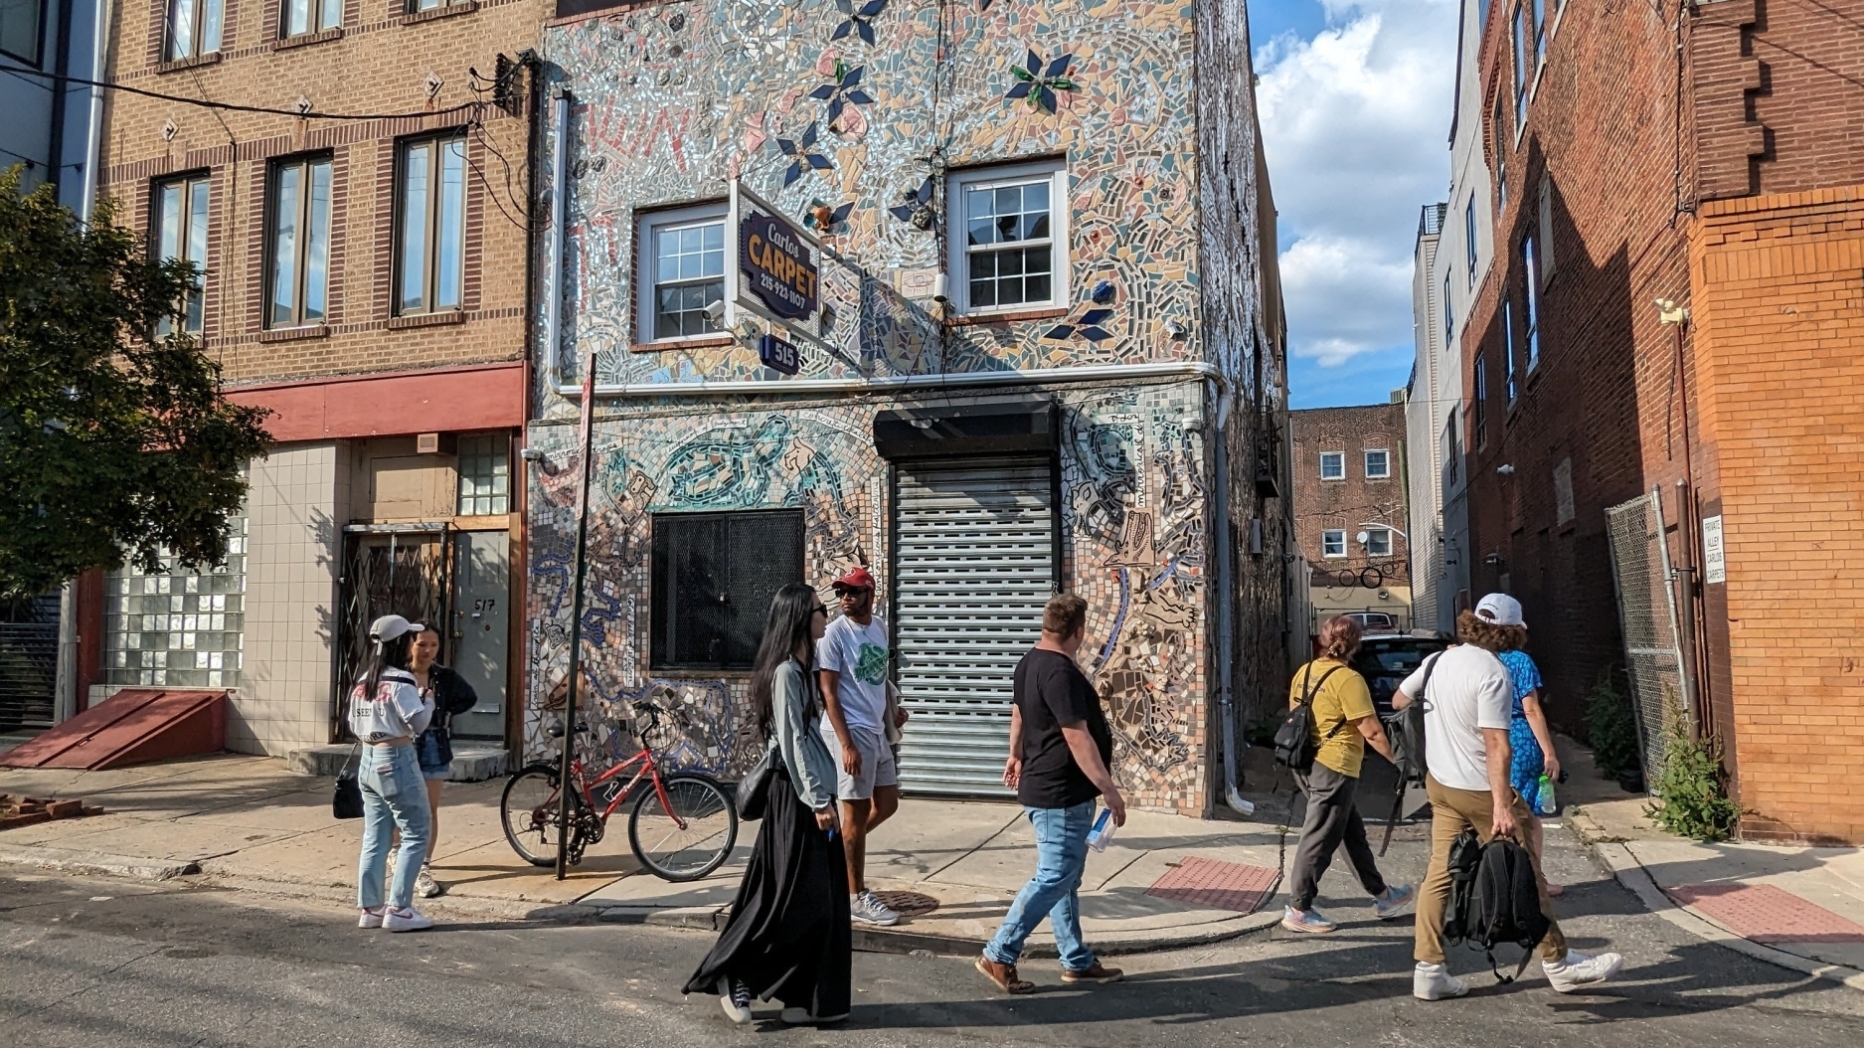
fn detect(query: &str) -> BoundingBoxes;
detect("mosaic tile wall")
[538,0,1217,398]
[524,381,1219,811]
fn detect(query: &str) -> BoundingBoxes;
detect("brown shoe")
[1061,962,1125,985]
[975,954,1035,995]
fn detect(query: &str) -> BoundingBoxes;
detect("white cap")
[369,614,426,644]
[1474,593,1525,628]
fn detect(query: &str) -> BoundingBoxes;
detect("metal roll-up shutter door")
[894,458,1055,797]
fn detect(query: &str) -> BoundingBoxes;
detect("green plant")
[1584,673,1641,778]
[1646,717,1741,842]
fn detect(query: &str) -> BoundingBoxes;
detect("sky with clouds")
[1248,0,1459,409]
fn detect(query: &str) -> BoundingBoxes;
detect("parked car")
[1352,632,1451,715]
[1344,611,1400,633]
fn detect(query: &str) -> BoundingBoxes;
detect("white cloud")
[1257,0,1457,368]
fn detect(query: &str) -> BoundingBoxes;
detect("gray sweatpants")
[1289,762,1388,911]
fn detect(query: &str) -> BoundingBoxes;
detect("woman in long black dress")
[684,583,850,1025]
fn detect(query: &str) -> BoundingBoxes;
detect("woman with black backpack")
[1280,615,1416,934]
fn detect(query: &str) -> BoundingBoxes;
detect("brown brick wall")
[1462,0,1864,839]
[1689,186,1864,845]
[1289,405,1410,586]
[96,0,545,390]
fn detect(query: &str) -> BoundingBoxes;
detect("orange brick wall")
[1689,185,1864,845]
[95,0,545,391]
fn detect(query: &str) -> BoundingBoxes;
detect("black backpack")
[1383,651,1438,786]
[1443,829,1551,982]
[1273,663,1345,772]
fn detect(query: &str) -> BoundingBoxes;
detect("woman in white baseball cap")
[348,613,438,931]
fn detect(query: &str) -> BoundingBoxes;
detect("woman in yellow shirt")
[1282,615,1417,934]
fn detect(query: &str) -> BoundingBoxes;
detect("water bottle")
[1086,808,1117,852]
[1536,773,1557,816]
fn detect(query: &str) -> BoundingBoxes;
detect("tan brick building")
[73,0,547,759]
[1290,404,1412,635]
[1456,0,1864,842]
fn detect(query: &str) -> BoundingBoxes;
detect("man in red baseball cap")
[817,565,907,926]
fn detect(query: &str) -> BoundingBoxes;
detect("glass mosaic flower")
[1043,308,1115,343]
[1005,49,1076,114]
[888,176,936,230]
[831,0,888,45]
[810,60,875,134]
[775,122,833,187]
[804,199,855,235]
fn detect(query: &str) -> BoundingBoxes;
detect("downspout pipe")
[79,0,110,221]
[1212,381,1254,816]
[544,88,570,380]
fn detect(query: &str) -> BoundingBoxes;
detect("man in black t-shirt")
[975,594,1126,995]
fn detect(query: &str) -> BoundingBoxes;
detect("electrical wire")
[1,63,481,122]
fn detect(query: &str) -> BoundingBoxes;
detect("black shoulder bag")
[1272,663,1345,772]
[332,743,364,819]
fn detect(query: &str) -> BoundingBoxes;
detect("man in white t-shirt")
[817,566,908,927]
[1393,593,1623,1001]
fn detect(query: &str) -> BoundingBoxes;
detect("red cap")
[832,566,876,592]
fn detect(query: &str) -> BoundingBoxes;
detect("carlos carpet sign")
[739,210,819,321]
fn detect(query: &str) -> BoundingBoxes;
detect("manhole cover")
[872,890,938,919]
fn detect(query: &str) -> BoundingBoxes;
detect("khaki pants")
[1413,774,1567,965]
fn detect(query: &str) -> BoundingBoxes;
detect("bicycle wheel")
[628,773,738,882]
[501,763,576,867]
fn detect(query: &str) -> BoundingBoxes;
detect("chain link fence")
[1604,490,1693,784]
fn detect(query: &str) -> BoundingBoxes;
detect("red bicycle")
[500,701,738,882]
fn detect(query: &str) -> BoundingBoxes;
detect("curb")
[0,845,200,882]
[1566,810,1864,994]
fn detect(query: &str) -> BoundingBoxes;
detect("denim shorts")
[415,730,452,781]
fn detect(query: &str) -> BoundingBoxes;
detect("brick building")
[520,0,1293,816]
[1290,404,1411,633]
[71,0,549,757]
[1456,0,1864,842]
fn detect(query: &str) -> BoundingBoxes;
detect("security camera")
[932,272,950,303]
[1181,416,1206,433]
[520,447,545,462]
[702,299,727,325]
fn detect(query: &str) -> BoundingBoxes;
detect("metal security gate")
[0,595,59,734]
[335,526,451,739]
[1605,489,1693,785]
[893,458,1057,796]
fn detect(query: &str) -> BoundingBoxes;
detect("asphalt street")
[4,824,1863,1048]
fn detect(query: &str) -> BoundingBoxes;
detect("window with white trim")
[947,160,1068,315]
[1512,6,1529,128]
[635,201,727,344]
[1364,449,1391,479]
[1321,530,1347,559]
[1363,527,1393,558]
[166,0,223,62]
[1319,451,1345,481]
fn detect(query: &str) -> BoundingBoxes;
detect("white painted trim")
[1364,449,1392,479]
[635,200,729,346]
[1320,450,1346,481]
[945,159,1070,318]
[1321,530,1348,559]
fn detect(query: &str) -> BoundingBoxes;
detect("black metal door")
[0,595,59,733]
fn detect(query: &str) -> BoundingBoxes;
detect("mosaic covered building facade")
[524,0,1290,814]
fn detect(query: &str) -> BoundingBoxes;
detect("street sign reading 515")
[758,333,800,375]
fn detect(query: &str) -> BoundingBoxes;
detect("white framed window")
[946,160,1068,316]
[1364,527,1393,557]
[1512,6,1529,130]
[1322,530,1347,559]
[635,201,727,344]
[1319,451,1345,481]
[166,0,224,62]
[1364,449,1391,479]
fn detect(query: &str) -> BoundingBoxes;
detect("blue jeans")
[984,800,1096,971]
[357,742,431,911]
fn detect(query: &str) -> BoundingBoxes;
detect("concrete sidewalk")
[1560,737,1864,993]
[0,753,1293,955]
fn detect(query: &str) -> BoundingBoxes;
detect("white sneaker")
[1414,962,1469,1001]
[357,906,384,929]
[383,906,434,932]
[718,978,752,1024]
[1544,950,1623,993]
[850,890,899,926]
[415,864,443,899]
[780,1007,848,1024]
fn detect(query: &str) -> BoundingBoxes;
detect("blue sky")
[1247,1,1459,410]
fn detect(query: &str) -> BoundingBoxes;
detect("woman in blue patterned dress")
[1480,594,1565,896]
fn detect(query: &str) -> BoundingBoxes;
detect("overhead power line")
[0,64,480,122]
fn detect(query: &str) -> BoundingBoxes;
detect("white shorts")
[823,726,897,801]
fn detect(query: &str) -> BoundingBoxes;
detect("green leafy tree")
[0,167,270,601]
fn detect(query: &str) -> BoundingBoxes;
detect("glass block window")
[457,433,510,516]
[105,517,246,688]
